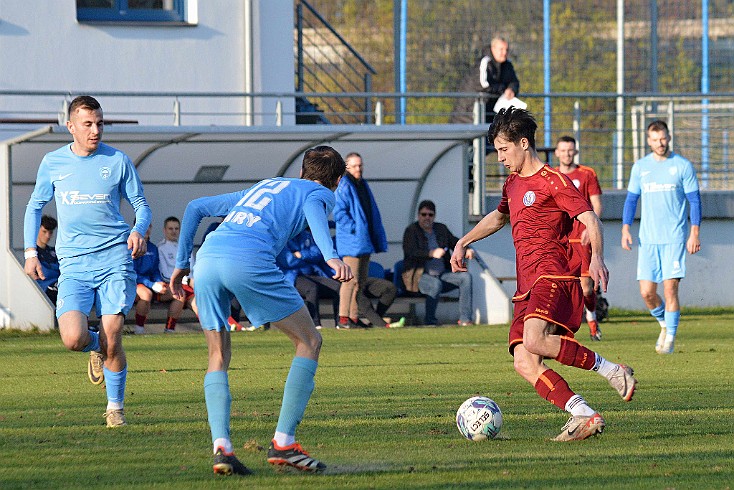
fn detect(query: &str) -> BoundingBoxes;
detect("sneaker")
[387,317,406,329]
[552,413,605,441]
[655,328,667,353]
[104,408,127,428]
[336,320,351,330]
[458,320,474,326]
[228,316,244,332]
[88,351,104,385]
[213,448,253,476]
[267,440,326,473]
[315,325,323,330]
[134,325,145,335]
[164,327,175,334]
[658,335,675,354]
[588,320,602,341]
[607,364,637,402]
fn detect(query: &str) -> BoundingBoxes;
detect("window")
[76,0,188,23]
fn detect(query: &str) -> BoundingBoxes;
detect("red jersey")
[559,165,602,240]
[497,165,592,298]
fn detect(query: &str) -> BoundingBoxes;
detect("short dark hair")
[418,200,436,214]
[40,214,57,231]
[487,106,537,149]
[164,216,180,226]
[344,152,362,161]
[647,120,669,134]
[301,146,346,189]
[556,135,576,147]
[68,95,102,119]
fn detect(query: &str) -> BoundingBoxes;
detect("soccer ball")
[456,396,503,441]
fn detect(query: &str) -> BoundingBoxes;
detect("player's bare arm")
[169,267,190,301]
[128,230,147,259]
[687,225,701,255]
[576,210,609,292]
[450,210,509,272]
[327,258,353,283]
[581,194,603,246]
[620,224,634,251]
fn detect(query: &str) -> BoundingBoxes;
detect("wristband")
[24,250,38,259]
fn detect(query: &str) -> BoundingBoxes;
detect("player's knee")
[512,353,532,379]
[60,333,86,351]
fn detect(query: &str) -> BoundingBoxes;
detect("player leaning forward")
[451,107,638,441]
[24,95,152,428]
[170,146,352,476]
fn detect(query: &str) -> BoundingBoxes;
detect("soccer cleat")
[336,321,351,330]
[607,364,637,401]
[104,408,127,428]
[655,328,667,353]
[552,413,605,441]
[658,335,675,355]
[88,351,104,385]
[588,320,602,341]
[267,440,326,473]
[387,317,406,328]
[213,448,253,476]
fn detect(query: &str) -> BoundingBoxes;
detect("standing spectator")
[479,36,520,124]
[34,214,61,305]
[451,107,637,441]
[621,120,702,354]
[170,146,352,476]
[555,136,604,341]
[157,216,197,332]
[23,95,151,428]
[132,223,167,335]
[334,152,388,329]
[402,200,474,326]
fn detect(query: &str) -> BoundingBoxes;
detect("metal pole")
[573,100,581,164]
[650,0,658,93]
[375,100,383,126]
[399,0,407,124]
[275,100,282,127]
[296,3,304,92]
[615,0,625,189]
[543,0,552,147]
[701,0,710,188]
[173,98,180,126]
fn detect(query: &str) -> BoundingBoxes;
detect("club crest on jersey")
[100,167,111,179]
[572,179,581,188]
[523,191,536,206]
[669,166,678,176]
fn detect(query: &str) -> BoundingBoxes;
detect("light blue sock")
[664,310,680,337]
[275,357,318,437]
[204,371,231,444]
[104,366,127,406]
[82,330,100,352]
[650,303,666,326]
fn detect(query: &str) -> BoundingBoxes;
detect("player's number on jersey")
[237,179,290,211]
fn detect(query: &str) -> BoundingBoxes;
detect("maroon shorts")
[508,277,583,354]
[567,240,591,277]
[156,284,194,302]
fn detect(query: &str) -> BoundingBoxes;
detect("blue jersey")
[627,152,699,244]
[177,178,338,270]
[133,240,163,288]
[24,142,152,272]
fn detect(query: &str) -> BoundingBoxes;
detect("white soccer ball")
[456,396,503,441]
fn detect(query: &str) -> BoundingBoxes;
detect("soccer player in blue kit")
[24,96,152,427]
[170,146,352,476]
[621,120,702,354]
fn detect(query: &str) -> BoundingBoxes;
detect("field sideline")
[1,308,732,489]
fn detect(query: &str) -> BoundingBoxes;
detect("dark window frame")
[76,1,187,23]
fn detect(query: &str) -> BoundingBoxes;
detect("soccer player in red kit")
[451,107,637,441]
[555,136,604,341]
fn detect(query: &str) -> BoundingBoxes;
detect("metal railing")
[2,90,733,190]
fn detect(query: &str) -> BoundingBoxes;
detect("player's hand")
[504,88,516,99]
[128,231,147,259]
[620,229,633,251]
[24,256,44,281]
[589,255,609,293]
[686,234,701,255]
[169,267,190,301]
[327,258,353,283]
[450,244,468,272]
[430,247,446,259]
[465,248,475,260]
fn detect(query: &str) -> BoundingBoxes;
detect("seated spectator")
[402,200,474,326]
[35,214,60,305]
[157,216,197,332]
[132,223,169,334]
[360,276,405,328]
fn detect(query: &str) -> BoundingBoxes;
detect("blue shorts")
[56,262,136,318]
[194,255,303,331]
[637,243,686,283]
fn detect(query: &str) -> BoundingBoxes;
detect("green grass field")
[1,309,733,489]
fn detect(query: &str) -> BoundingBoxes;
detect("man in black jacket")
[480,37,520,124]
[402,200,474,325]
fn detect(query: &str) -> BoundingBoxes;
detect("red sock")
[135,314,147,327]
[534,369,575,410]
[339,316,350,325]
[166,317,178,330]
[556,336,596,370]
[584,293,597,314]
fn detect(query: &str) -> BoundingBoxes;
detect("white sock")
[565,395,596,417]
[273,431,295,447]
[586,309,597,322]
[213,437,233,454]
[106,401,123,411]
[592,353,617,378]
